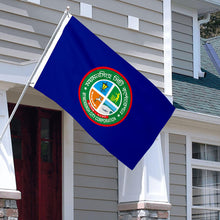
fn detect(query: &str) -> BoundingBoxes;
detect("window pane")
[11,118,21,136]
[41,118,50,139]
[192,143,205,160]
[192,209,220,220]
[193,169,206,206]
[11,118,22,160]
[193,169,205,187]
[193,168,220,208]
[207,144,220,162]
[41,141,52,162]
[192,142,220,162]
[12,138,22,160]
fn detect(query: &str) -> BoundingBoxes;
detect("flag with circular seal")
[31,14,175,169]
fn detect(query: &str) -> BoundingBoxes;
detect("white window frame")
[188,137,220,220]
[62,111,74,220]
[165,110,220,220]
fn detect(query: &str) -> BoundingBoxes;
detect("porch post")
[0,83,21,220]
[118,135,171,220]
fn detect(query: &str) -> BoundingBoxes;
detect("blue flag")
[31,14,175,169]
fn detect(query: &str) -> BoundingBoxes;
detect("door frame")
[62,111,74,220]
[7,91,74,220]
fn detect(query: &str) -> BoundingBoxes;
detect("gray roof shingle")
[173,37,220,117]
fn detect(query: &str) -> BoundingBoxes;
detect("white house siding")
[0,0,164,90]
[172,11,193,77]
[1,0,164,219]
[169,134,187,220]
[74,120,118,219]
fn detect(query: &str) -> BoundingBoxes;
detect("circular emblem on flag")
[79,67,132,127]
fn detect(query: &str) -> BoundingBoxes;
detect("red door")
[9,105,62,220]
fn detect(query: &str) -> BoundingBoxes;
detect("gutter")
[198,13,211,25]
[173,109,220,125]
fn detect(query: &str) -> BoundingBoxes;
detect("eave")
[172,0,220,15]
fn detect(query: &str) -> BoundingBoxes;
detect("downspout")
[198,13,211,77]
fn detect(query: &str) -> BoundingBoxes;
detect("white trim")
[80,3,92,18]
[172,3,196,17]
[62,111,74,220]
[191,136,220,146]
[203,0,220,6]
[118,135,168,203]
[166,108,220,220]
[27,0,40,4]
[163,0,172,96]
[128,16,139,31]
[0,90,16,190]
[187,138,220,220]
[161,132,171,219]
[30,15,71,87]
[166,127,220,220]
[173,109,220,125]
[7,91,74,219]
[186,135,192,220]
[162,132,170,200]
[193,11,201,79]
[192,205,220,211]
[192,159,220,172]
[0,61,36,85]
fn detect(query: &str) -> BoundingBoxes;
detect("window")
[11,118,22,160]
[41,118,53,162]
[191,142,220,219]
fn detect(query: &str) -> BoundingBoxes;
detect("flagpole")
[0,7,71,142]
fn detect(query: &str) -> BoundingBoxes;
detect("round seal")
[79,67,132,127]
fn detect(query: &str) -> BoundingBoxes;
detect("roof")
[172,37,220,117]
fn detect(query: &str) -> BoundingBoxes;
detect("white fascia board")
[203,0,220,6]
[172,0,220,15]
[173,109,220,125]
[0,60,36,85]
[172,2,197,16]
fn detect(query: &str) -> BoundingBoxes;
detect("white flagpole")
[0,7,71,142]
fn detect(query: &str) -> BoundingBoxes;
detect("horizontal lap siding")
[1,0,164,90]
[74,120,118,220]
[0,0,59,63]
[172,12,193,77]
[71,2,163,219]
[2,1,164,219]
[169,134,187,220]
